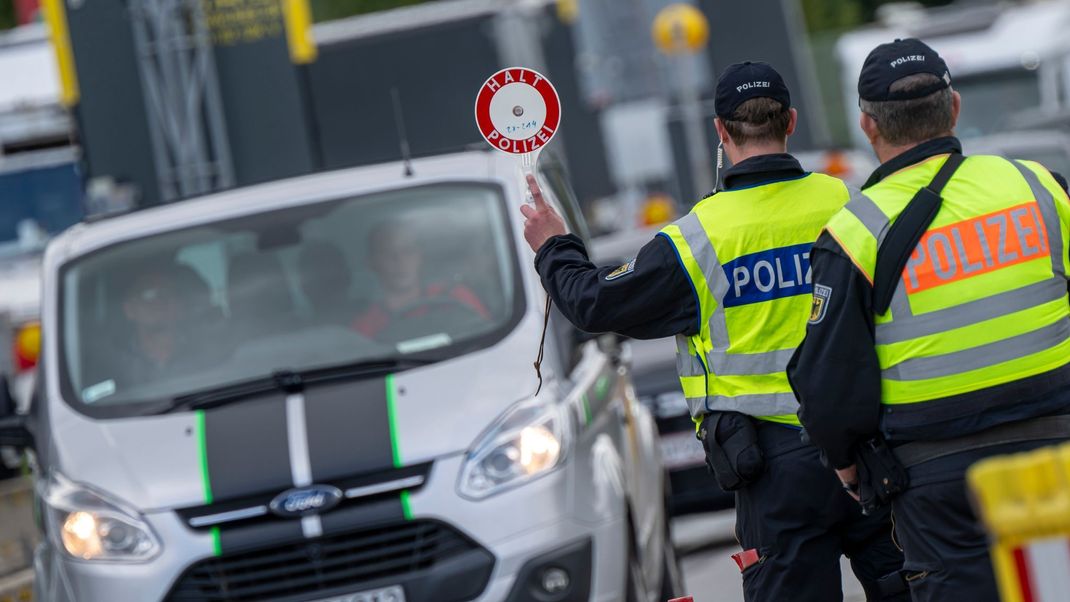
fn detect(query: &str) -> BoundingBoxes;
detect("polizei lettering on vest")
[903,202,1049,293]
[721,243,813,308]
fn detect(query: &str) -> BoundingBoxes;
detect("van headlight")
[42,473,161,562]
[457,400,572,499]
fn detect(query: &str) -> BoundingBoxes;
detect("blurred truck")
[0,24,83,472]
[964,129,1070,180]
[837,0,1070,147]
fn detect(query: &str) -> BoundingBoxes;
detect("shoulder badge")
[605,258,636,281]
[809,284,832,324]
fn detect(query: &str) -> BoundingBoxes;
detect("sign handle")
[521,150,539,206]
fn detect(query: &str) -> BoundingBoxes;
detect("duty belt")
[893,414,1070,468]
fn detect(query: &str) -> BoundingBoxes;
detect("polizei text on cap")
[890,55,925,68]
[736,81,771,93]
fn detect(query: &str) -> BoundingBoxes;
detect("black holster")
[698,411,765,491]
[855,435,910,515]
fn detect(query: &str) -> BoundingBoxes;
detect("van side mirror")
[572,330,626,353]
[0,376,32,449]
[597,332,626,356]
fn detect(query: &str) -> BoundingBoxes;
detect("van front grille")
[166,520,488,601]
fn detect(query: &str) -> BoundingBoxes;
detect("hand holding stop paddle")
[520,174,566,253]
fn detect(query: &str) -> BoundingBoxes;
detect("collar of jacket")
[862,136,963,190]
[717,153,806,193]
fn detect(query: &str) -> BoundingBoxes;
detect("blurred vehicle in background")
[0,149,82,402]
[0,25,82,473]
[4,150,682,602]
[837,0,1070,147]
[964,129,1070,179]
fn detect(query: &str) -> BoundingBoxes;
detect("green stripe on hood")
[196,410,213,504]
[386,374,403,468]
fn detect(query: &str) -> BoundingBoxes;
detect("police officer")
[522,62,907,602]
[789,39,1070,602]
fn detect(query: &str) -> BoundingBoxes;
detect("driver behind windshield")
[352,218,489,340]
[112,262,209,388]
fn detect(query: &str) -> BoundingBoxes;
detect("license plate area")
[659,431,705,470]
[310,585,406,602]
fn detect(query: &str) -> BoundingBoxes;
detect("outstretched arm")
[521,176,698,339]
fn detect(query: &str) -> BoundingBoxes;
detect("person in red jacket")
[353,219,488,340]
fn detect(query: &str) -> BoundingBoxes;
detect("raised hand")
[520,173,567,253]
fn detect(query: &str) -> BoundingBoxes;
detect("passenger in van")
[353,218,489,340]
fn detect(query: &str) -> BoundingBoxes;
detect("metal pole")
[675,54,713,198]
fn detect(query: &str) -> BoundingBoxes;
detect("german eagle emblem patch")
[809,284,832,324]
[605,258,636,281]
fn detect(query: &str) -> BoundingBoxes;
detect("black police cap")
[715,61,791,120]
[858,38,951,102]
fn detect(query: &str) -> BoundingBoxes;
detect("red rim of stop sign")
[474,67,561,155]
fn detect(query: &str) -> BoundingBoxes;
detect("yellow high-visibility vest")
[660,173,851,426]
[823,155,1070,406]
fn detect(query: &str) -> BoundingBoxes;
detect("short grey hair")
[859,73,954,146]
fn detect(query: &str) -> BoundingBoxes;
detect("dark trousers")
[891,438,1065,602]
[734,423,908,602]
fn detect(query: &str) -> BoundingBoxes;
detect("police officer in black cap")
[522,61,908,602]
[790,38,1070,602]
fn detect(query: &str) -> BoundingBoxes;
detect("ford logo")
[269,485,343,518]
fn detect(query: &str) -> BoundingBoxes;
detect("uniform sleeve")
[1048,171,1070,290]
[533,233,698,339]
[1051,171,1068,194]
[787,232,882,469]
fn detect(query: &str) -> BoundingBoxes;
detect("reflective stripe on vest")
[824,156,1070,405]
[662,173,852,422]
[674,213,800,378]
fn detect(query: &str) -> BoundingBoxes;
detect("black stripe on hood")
[305,378,396,482]
[204,393,292,501]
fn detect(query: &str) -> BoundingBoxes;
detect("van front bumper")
[35,455,629,602]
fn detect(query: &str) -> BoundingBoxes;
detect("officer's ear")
[713,117,731,148]
[785,108,798,137]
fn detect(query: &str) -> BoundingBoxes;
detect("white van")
[0,150,681,602]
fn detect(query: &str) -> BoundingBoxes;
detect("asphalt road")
[674,511,867,602]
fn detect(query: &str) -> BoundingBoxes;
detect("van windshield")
[60,183,522,413]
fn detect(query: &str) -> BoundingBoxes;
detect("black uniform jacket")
[534,154,808,340]
[787,137,1070,469]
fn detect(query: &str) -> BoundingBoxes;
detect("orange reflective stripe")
[903,202,1050,294]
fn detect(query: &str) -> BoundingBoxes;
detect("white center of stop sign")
[488,83,548,141]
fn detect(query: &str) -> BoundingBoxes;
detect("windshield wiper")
[152,357,437,415]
